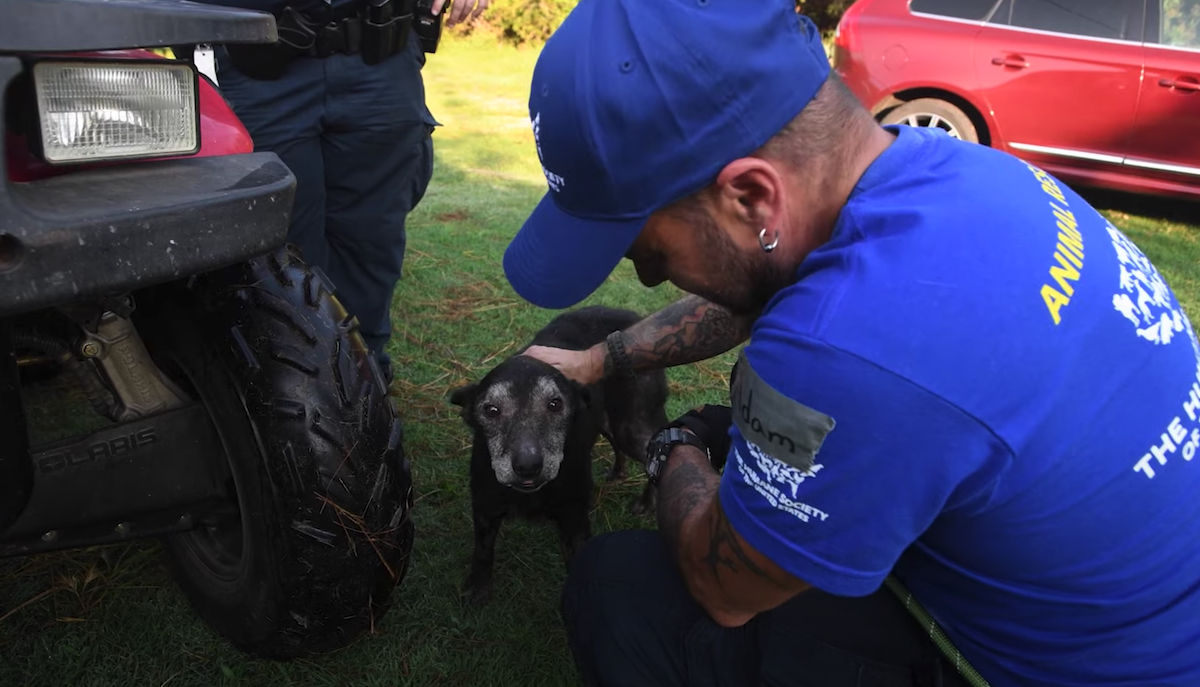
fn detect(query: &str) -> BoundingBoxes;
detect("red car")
[832,0,1200,202]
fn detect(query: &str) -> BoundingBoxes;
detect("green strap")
[883,576,992,687]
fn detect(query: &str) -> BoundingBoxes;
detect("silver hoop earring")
[759,228,779,253]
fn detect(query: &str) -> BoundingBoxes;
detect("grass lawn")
[2,32,1199,687]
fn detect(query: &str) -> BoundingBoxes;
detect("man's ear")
[713,157,786,245]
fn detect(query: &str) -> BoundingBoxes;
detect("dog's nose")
[512,444,543,479]
[514,461,542,479]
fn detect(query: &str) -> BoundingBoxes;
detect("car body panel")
[972,23,1144,164]
[1128,2,1200,181]
[833,0,1200,202]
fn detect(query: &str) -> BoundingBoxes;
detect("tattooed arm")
[657,441,810,627]
[609,294,754,375]
[523,294,754,386]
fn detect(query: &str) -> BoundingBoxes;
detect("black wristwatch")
[645,427,709,486]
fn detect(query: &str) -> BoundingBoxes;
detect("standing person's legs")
[321,30,437,380]
[561,530,969,687]
[212,50,330,271]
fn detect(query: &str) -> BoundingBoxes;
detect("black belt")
[222,0,417,80]
[278,3,414,62]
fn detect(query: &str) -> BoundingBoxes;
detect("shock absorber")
[10,329,118,420]
[78,310,189,422]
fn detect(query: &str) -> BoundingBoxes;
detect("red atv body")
[6,49,256,184]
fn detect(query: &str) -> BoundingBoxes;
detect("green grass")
[2,32,1200,687]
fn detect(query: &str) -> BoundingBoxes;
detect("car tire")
[881,98,979,144]
[133,245,415,660]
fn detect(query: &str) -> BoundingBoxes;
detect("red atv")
[0,0,415,659]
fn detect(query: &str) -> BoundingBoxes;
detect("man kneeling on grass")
[497,0,1200,685]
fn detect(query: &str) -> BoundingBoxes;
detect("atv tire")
[133,246,415,660]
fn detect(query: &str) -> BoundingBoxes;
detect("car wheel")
[134,246,415,660]
[881,98,979,144]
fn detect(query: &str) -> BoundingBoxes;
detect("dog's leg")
[462,508,504,606]
[610,410,666,517]
[604,433,628,483]
[554,507,592,571]
[596,412,628,483]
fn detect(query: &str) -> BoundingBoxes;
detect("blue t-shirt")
[718,125,1200,686]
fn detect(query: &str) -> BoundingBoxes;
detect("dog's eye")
[547,398,563,413]
[483,403,501,418]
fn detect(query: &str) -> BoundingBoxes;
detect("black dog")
[448,306,669,605]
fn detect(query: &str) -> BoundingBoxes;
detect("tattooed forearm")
[656,446,808,626]
[659,448,792,591]
[604,295,753,377]
[657,454,717,559]
[634,295,752,367]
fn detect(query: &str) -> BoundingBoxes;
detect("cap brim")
[504,193,647,310]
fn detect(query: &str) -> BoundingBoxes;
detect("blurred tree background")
[1162,0,1200,48]
[450,0,853,47]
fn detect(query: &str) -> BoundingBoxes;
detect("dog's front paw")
[461,576,494,607]
[629,488,657,517]
[604,463,627,482]
[461,567,495,607]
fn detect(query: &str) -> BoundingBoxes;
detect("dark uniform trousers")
[561,530,972,687]
[214,28,437,376]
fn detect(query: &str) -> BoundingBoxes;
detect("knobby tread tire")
[135,246,415,660]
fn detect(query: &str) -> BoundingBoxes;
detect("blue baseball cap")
[502,0,832,310]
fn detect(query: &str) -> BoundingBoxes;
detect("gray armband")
[730,349,836,472]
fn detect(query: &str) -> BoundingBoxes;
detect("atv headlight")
[32,60,200,164]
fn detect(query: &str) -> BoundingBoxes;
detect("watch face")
[647,431,669,460]
[646,431,679,483]
[647,428,709,486]
[647,443,662,474]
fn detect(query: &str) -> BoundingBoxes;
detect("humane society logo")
[530,112,566,193]
[1104,221,1200,481]
[1106,221,1198,356]
[734,439,830,524]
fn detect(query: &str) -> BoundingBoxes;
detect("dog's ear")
[568,379,594,410]
[448,383,478,417]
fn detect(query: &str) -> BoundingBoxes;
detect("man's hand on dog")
[522,344,607,387]
[432,0,489,27]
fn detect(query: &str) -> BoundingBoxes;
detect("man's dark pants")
[214,29,437,377]
[562,530,971,687]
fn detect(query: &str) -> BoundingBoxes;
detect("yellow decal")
[1025,164,1085,325]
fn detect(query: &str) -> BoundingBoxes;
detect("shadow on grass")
[1078,187,1200,227]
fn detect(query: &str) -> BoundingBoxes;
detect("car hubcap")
[901,113,961,139]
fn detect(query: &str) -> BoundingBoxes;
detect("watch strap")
[647,427,709,486]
